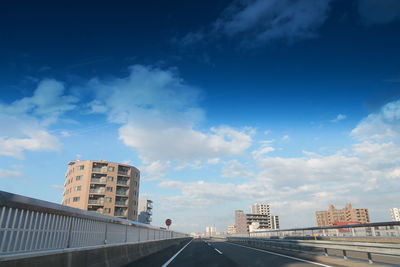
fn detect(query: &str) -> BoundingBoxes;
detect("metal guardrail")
[0,190,187,257]
[226,237,400,264]
[223,221,400,238]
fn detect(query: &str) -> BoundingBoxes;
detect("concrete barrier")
[0,237,191,267]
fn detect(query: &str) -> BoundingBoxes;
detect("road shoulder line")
[224,242,333,267]
[161,238,194,267]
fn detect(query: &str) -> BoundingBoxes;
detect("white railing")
[0,190,187,257]
[220,221,400,239]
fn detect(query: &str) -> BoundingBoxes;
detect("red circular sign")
[165,219,172,227]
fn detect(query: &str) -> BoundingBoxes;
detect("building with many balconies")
[315,204,370,227]
[62,160,140,220]
[138,199,153,224]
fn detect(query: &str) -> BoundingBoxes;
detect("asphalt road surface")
[126,238,343,267]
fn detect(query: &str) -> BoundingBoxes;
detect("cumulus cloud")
[155,98,400,229]
[88,65,254,162]
[358,0,400,24]
[142,160,171,180]
[351,99,400,142]
[158,180,241,208]
[221,160,254,178]
[0,79,76,158]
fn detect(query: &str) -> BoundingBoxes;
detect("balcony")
[117,166,130,176]
[117,177,129,186]
[116,190,127,196]
[88,198,104,205]
[115,200,127,206]
[114,207,128,217]
[91,177,106,183]
[89,188,105,194]
[116,186,128,196]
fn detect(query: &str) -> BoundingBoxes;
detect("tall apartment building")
[315,204,370,227]
[251,203,271,215]
[62,160,140,220]
[138,199,153,224]
[234,204,280,233]
[205,226,216,236]
[391,208,400,221]
[235,210,248,233]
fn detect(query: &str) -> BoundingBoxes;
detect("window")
[104,208,110,214]
[105,197,112,203]
[74,186,81,191]
[106,187,113,192]
[77,165,84,170]
[108,167,115,172]
[107,176,114,182]
[76,175,82,181]
[73,197,80,202]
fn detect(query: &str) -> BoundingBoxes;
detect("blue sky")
[1,0,400,233]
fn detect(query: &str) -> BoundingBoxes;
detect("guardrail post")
[104,224,108,244]
[125,225,128,243]
[367,252,373,264]
[342,250,347,260]
[66,217,73,248]
[324,248,328,256]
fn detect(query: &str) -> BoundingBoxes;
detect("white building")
[251,203,271,215]
[138,199,153,224]
[205,226,216,236]
[391,208,400,221]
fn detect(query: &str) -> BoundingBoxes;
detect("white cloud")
[0,80,76,159]
[351,99,400,142]
[142,160,171,180]
[358,0,400,24]
[282,135,290,141]
[0,169,22,178]
[88,65,254,162]
[207,158,220,165]
[50,184,64,189]
[221,160,254,178]
[158,180,242,208]
[251,144,275,159]
[180,0,332,47]
[331,114,346,122]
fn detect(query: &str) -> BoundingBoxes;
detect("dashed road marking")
[214,248,223,255]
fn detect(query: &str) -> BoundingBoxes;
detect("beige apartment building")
[316,204,370,227]
[62,160,140,220]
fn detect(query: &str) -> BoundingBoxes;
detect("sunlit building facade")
[316,204,369,227]
[62,160,140,220]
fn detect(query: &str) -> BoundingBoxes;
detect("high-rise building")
[315,204,370,227]
[251,203,271,215]
[205,226,216,236]
[391,208,400,221]
[235,210,248,233]
[234,204,280,233]
[62,160,140,220]
[138,199,153,224]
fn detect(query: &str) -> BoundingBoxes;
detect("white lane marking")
[214,248,223,255]
[161,239,194,267]
[224,242,333,267]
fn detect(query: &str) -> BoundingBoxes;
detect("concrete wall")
[1,237,191,267]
